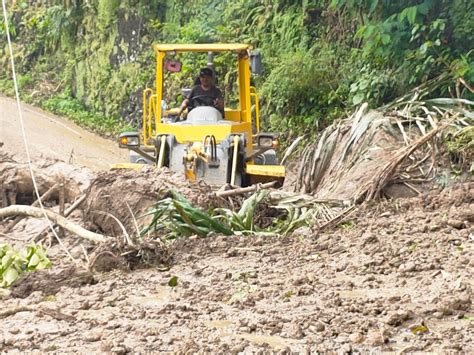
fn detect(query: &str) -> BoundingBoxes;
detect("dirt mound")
[83,166,215,236]
[0,152,93,204]
[9,266,95,299]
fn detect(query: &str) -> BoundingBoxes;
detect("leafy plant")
[140,190,233,239]
[0,243,51,288]
[168,276,178,287]
[140,189,314,239]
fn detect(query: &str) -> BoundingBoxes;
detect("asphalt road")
[0,94,128,170]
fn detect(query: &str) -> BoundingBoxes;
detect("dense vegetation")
[0,0,472,138]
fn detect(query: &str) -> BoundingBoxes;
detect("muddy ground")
[1,97,473,352]
[0,94,128,171]
[1,181,472,353]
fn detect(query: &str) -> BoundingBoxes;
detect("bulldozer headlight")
[119,132,140,148]
[258,136,273,147]
[257,134,279,148]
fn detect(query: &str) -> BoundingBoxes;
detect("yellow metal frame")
[245,163,285,177]
[142,43,257,150]
[250,86,260,133]
[153,43,252,52]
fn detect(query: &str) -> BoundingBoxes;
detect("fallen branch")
[318,205,357,231]
[32,194,87,241]
[0,205,108,244]
[0,305,74,322]
[216,181,277,198]
[0,305,32,319]
[359,117,455,201]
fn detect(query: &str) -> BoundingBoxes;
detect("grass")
[42,93,133,136]
[0,79,134,136]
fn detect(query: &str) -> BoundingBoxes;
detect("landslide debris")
[294,98,472,202]
[0,181,472,353]
[83,166,215,237]
[0,152,93,205]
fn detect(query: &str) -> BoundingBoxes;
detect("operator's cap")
[199,67,214,77]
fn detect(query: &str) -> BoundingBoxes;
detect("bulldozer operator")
[177,67,224,118]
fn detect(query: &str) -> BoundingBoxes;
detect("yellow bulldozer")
[115,43,285,187]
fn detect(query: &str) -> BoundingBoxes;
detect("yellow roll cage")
[143,43,260,147]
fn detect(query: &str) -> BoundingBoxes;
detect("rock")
[288,323,304,339]
[110,346,127,354]
[9,327,20,334]
[313,321,325,332]
[433,311,444,319]
[105,321,121,330]
[341,344,352,353]
[349,332,365,343]
[3,336,15,346]
[226,248,238,257]
[429,224,441,232]
[275,346,291,354]
[79,300,92,310]
[292,276,308,286]
[84,330,102,342]
[385,310,412,326]
[230,344,246,353]
[439,295,472,315]
[365,330,385,346]
[447,219,464,229]
[398,262,416,273]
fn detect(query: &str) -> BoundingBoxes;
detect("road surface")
[0,94,128,170]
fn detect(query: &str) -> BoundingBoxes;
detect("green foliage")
[262,46,349,131]
[1,0,472,138]
[42,90,133,135]
[445,126,474,173]
[97,0,120,31]
[140,190,312,239]
[349,63,399,106]
[168,276,178,287]
[0,243,51,288]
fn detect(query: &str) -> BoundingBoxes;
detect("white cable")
[2,0,74,261]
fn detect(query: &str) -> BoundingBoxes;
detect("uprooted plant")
[139,189,351,239]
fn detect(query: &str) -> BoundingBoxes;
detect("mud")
[83,166,216,236]
[1,152,94,204]
[1,182,472,352]
[9,266,95,299]
[0,95,128,171]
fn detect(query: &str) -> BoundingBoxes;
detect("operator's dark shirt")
[188,85,223,111]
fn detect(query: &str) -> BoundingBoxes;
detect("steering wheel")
[189,94,217,109]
